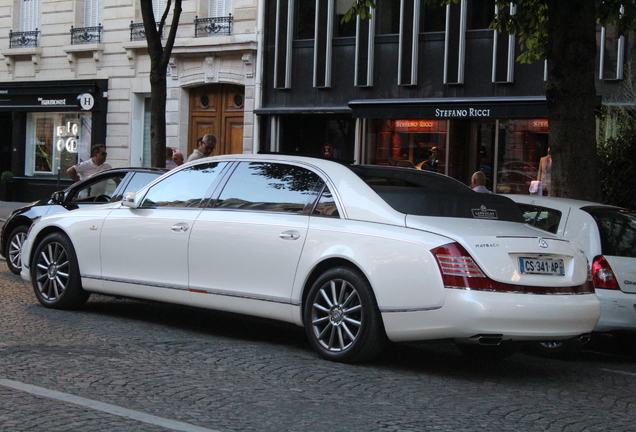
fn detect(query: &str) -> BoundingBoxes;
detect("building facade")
[256,0,632,195]
[0,0,259,201]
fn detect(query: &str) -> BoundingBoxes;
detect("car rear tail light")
[591,255,620,290]
[431,242,594,295]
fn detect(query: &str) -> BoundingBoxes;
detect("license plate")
[519,257,564,276]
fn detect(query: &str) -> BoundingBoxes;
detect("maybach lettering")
[435,108,491,118]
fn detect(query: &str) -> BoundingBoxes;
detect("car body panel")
[20,156,601,347]
[507,194,636,333]
[1,168,167,262]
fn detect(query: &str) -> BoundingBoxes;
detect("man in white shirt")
[470,170,492,193]
[67,144,113,183]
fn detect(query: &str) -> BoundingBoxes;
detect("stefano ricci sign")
[472,205,498,220]
[435,108,491,118]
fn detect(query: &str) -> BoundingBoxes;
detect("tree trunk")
[545,0,601,201]
[150,70,167,168]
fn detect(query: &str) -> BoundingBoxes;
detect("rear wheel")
[5,225,28,274]
[530,338,584,360]
[304,267,386,363]
[31,232,89,309]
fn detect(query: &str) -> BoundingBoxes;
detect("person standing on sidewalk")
[67,144,112,183]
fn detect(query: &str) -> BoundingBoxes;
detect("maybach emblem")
[538,238,549,248]
[471,204,498,220]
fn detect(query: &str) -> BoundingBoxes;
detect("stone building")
[0,0,258,201]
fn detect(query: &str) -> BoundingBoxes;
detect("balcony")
[194,15,233,37]
[129,21,163,41]
[70,24,103,45]
[9,29,40,48]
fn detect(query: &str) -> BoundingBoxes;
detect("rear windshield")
[516,203,562,234]
[583,206,636,258]
[350,165,523,222]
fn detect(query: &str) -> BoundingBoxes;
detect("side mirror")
[122,191,138,208]
[51,191,65,204]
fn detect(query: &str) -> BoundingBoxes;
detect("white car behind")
[508,194,636,358]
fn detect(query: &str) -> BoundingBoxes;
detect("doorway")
[189,84,244,157]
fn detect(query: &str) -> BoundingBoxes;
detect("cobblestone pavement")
[1,264,635,432]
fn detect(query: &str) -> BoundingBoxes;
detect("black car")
[1,167,167,274]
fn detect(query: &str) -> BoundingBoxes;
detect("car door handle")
[171,223,189,232]
[279,230,300,240]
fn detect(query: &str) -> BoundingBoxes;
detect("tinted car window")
[351,165,523,222]
[312,185,340,218]
[584,207,636,258]
[141,162,227,208]
[215,162,323,213]
[517,204,562,234]
[69,174,125,203]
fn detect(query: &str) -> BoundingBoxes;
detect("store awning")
[348,96,549,119]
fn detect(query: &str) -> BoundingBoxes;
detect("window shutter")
[209,0,232,18]
[84,0,103,27]
[20,0,41,32]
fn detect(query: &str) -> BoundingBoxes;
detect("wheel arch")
[27,226,72,269]
[299,257,377,323]
[2,216,32,255]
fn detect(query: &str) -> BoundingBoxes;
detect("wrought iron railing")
[9,29,40,48]
[194,15,233,37]
[70,24,103,45]
[129,21,163,41]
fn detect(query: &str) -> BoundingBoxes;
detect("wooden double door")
[189,84,244,157]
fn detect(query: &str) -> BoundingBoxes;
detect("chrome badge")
[538,237,549,248]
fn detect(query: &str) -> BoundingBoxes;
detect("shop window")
[296,0,316,40]
[279,115,355,162]
[365,119,447,172]
[25,112,92,177]
[495,119,548,195]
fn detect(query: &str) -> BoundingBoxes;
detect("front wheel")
[303,267,386,363]
[31,232,90,309]
[5,225,29,274]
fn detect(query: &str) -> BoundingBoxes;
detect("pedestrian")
[165,147,177,169]
[470,171,492,193]
[67,144,112,183]
[173,152,184,166]
[187,134,217,162]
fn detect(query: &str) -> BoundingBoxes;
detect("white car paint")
[507,194,636,333]
[20,155,601,359]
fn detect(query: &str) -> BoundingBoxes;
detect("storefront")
[350,96,550,194]
[0,80,108,202]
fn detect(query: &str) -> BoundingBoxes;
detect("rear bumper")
[382,288,601,342]
[594,289,636,332]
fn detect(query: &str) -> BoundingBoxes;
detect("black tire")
[5,225,29,275]
[303,267,386,363]
[31,232,90,309]
[455,341,521,361]
[530,338,584,360]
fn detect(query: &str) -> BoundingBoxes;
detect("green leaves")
[341,0,376,24]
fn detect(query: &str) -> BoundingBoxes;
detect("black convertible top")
[349,165,524,222]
